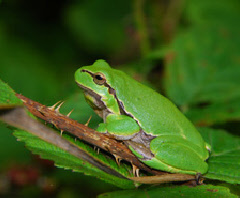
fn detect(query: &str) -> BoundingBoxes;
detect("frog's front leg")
[97,114,140,140]
[144,135,209,175]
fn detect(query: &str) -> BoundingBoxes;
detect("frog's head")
[75,60,121,118]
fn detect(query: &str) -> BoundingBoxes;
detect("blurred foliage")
[163,0,240,126]
[66,0,131,54]
[0,0,240,197]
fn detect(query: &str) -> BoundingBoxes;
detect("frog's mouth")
[76,82,111,119]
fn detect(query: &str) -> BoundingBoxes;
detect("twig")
[131,174,196,184]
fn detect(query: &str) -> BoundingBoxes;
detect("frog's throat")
[76,83,112,119]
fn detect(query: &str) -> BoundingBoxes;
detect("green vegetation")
[0,0,240,197]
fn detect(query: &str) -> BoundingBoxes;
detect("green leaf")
[164,25,240,125]
[98,185,237,198]
[163,0,240,126]
[185,0,240,27]
[185,99,240,125]
[149,1,240,125]
[0,79,22,108]
[165,26,240,105]
[13,130,135,189]
[199,127,240,184]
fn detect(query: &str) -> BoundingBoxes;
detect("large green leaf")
[185,99,240,125]
[164,25,240,125]
[185,0,240,26]
[163,0,240,126]
[200,127,240,184]
[98,185,237,198]
[13,130,135,189]
[165,25,240,105]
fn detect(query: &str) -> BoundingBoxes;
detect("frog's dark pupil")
[95,75,103,80]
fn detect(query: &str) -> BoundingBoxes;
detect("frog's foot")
[97,123,108,133]
[205,142,211,159]
[113,154,122,166]
[195,173,204,185]
[132,163,140,177]
[93,146,101,154]
[97,114,141,140]
[144,135,209,175]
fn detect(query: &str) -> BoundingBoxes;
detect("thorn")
[48,101,62,110]
[85,116,92,126]
[60,130,64,136]
[51,121,59,129]
[93,146,100,154]
[113,154,122,166]
[55,101,65,113]
[132,164,140,177]
[67,109,74,117]
[19,98,27,103]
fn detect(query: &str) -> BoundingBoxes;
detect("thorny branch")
[0,93,197,184]
[15,94,158,174]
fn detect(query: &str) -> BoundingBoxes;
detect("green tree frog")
[75,60,210,175]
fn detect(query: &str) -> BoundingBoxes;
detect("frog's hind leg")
[144,135,208,175]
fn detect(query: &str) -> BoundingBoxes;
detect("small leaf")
[0,79,22,108]
[98,185,237,198]
[199,127,240,184]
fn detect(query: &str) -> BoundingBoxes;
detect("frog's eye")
[93,72,106,85]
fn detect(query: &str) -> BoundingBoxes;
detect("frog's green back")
[106,68,205,148]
